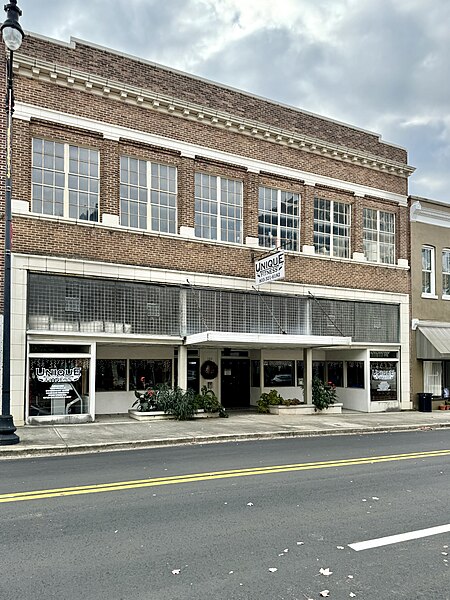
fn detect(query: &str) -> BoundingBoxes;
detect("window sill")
[421,293,438,299]
[442,295,450,301]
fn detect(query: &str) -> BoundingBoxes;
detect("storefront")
[11,255,411,425]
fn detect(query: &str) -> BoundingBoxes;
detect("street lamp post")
[0,0,23,445]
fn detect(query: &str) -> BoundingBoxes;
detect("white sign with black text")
[255,250,285,285]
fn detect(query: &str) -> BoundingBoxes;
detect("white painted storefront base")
[28,414,94,425]
[128,409,220,421]
[269,403,343,415]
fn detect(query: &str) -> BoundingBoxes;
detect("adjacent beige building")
[410,197,450,407]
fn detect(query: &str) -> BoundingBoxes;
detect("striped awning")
[416,326,450,359]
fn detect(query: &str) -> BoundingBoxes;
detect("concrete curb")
[1,422,449,459]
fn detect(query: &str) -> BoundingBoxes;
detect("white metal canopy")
[184,331,352,349]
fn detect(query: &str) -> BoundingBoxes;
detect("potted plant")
[132,387,158,412]
[438,388,450,410]
[257,389,284,413]
[312,377,337,412]
[438,400,450,410]
[194,386,228,417]
[129,383,227,420]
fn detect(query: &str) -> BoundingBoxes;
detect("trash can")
[418,392,433,412]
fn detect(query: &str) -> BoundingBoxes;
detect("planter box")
[269,403,343,415]
[128,409,220,421]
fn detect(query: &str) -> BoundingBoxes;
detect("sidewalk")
[1,410,450,459]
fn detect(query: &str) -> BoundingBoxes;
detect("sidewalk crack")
[53,427,69,452]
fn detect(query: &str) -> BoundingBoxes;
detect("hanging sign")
[255,250,285,285]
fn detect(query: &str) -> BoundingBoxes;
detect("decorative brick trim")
[14,54,414,180]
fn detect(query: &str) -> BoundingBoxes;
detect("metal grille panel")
[27,274,399,343]
[28,274,180,335]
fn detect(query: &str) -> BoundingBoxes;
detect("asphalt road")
[1,431,449,600]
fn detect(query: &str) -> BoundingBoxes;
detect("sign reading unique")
[255,250,285,285]
[35,367,82,383]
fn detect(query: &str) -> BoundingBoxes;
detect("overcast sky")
[17,0,450,203]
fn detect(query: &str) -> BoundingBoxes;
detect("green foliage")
[132,384,228,419]
[194,386,228,417]
[154,384,197,420]
[282,398,301,406]
[312,377,337,411]
[257,389,284,413]
[132,388,158,412]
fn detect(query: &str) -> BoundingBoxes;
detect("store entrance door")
[221,358,250,408]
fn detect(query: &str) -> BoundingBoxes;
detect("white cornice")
[410,201,450,228]
[14,102,408,206]
[14,253,409,305]
[14,54,414,179]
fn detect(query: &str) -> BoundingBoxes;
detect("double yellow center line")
[1,449,449,504]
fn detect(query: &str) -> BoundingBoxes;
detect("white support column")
[303,347,312,404]
[260,350,265,391]
[89,342,96,421]
[179,289,187,337]
[178,344,188,391]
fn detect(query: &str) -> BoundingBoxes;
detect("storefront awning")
[184,331,352,349]
[416,326,450,359]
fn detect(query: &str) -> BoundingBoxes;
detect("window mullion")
[63,143,69,218]
[377,210,381,262]
[146,161,151,232]
[277,189,281,247]
[217,176,221,242]
[330,200,334,256]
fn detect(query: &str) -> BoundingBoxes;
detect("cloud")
[18,0,450,203]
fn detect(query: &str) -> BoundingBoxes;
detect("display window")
[327,361,344,387]
[370,361,397,401]
[347,361,365,388]
[263,360,294,387]
[129,359,172,390]
[29,357,90,416]
[96,359,127,391]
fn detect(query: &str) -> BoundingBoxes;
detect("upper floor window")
[32,139,99,221]
[120,156,177,233]
[442,249,450,298]
[258,187,300,251]
[314,197,350,258]
[422,245,436,296]
[194,173,242,243]
[363,208,395,264]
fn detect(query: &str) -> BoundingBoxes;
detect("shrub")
[257,389,283,413]
[282,398,301,406]
[155,384,197,420]
[194,386,228,417]
[132,388,158,412]
[312,377,337,412]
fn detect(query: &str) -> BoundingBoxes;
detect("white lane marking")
[349,524,450,551]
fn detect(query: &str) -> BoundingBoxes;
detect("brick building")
[1,33,414,425]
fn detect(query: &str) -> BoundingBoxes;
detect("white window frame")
[363,208,395,264]
[423,360,442,396]
[258,186,300,251]
[120,156,177,234]
[421,245,436,297]
[442,249,450,299]
[194,173,243,243]
[314,197,351,258]
[32,138,99,221]
[26,343,95,423]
